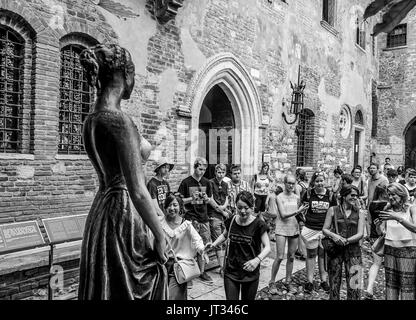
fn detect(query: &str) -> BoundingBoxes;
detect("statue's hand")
[155,238,168,265]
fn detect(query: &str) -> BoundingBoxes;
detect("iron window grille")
[0,26,24,153]
[59,44,94,154]
[387,24,407,48]
[371,80,378,138]
[296,109,315,167]
[322,0,336,27]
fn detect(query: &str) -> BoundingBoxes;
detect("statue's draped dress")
[78,111,167,300]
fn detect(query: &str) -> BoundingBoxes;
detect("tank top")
[254,175,270,195]
[275,192,299,236]
[385,207,416,247]
[333,206,361,256]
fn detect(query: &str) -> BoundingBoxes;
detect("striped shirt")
[227,180,252,211]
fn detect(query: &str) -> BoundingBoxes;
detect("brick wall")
[0,0,116,225]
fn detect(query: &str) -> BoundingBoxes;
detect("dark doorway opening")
[354,130,361,168]
[405,119,416,169]
[198,85,235,180]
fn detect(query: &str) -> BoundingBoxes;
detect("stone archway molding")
[183,52,265,178]
[178,52,264,124]
[403,115,416,136]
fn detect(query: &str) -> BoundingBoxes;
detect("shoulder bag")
[321,206,343,257]
[166,230,201,285]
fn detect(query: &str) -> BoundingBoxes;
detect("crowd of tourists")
[146,156,416,301]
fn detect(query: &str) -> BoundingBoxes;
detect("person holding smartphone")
[268,174,309,295]
[178,157,218,284]
[378,183,416,300]
[363,163,389,299]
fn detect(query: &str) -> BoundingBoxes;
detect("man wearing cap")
[147,158,174,216]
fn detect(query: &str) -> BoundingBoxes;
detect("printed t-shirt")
[224,216,268,282]
[302,189,337,231]
[178,176,213,223]
[146,177,170,212]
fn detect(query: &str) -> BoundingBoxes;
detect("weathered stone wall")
[375,8,416,168]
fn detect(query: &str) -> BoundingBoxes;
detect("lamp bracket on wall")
[281,65,306,127]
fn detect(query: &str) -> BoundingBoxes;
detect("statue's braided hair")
[80,44,135,90]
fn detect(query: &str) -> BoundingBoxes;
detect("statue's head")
[80,44,135,99]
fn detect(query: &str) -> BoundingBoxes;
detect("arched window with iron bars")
[296,108,315,167]
[0,25,24,153]
[59,44,94,154]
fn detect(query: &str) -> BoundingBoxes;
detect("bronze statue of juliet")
[78,44,168,300]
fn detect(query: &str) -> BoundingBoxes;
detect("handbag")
[321,206,343,257]
[166,236,201,285]
[371,233,385,257]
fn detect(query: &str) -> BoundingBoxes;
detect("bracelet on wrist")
[256,256,262,263]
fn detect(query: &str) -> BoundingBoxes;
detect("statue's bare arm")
[113,114,167,263]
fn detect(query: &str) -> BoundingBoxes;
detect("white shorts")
[301,226,323,250]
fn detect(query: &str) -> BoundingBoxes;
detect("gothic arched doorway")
[186,53,263,180]
[405,118,416,169]
[199,85,235,179]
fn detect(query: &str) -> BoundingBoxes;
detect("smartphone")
[369,200,388,220]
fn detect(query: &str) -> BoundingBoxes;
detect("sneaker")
[199,272,214,284]
[268,282,278,295]
[320,281,330,292]
[304,282,314,294]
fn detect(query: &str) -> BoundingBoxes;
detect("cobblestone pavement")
[256,240,386,300]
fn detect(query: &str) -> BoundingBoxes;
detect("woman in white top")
[161,193,207,300]
[268,175,308,294]
[252,162,274,215]
[378,183,416,300]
